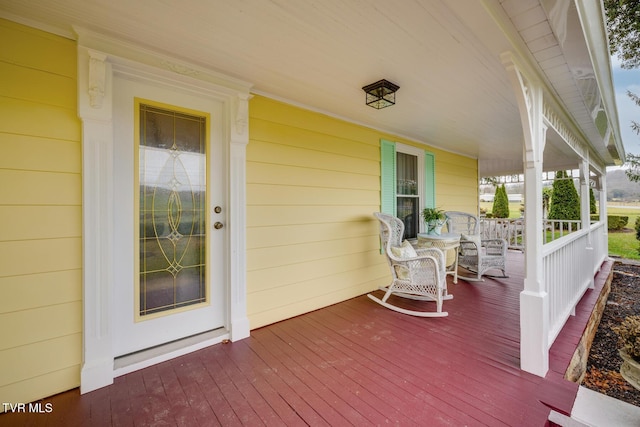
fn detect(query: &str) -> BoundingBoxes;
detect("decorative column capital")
[88,50,107,109]
[233,93,252,138]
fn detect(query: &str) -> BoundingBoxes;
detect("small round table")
[417,232,461,284]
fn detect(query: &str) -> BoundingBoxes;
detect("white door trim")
[76,28,252,394]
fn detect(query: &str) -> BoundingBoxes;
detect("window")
[381,140,435,239]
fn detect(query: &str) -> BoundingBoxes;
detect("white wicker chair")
[445,211,508,281]
[368,212,450,317]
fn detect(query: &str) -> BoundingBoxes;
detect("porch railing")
[543,221,607,346]
[542,219,582,243]
[590,221,608,273]
[480,218,524,250]
[480,218,583,249]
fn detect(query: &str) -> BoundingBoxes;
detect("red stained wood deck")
[1,252,613,426]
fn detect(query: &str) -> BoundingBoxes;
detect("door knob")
[214,222,224,229]
[214,206,222,214]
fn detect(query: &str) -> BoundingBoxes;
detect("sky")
[611,57,640,157]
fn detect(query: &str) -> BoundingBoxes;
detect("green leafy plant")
[422,207,445,223]
[613,315,640,361]
[422,207,446,234]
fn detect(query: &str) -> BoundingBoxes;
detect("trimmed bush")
[608,215,629,231]
[549,170,580,227]
[591,215,629,231]
[492,184,510,218]
[590,215,640,232]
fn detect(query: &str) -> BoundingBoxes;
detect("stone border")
[565,263,615,382]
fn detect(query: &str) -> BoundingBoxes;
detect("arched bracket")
[501,51,545,165]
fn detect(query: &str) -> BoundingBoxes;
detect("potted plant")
[422,207,446,235]
[613,315,640,391]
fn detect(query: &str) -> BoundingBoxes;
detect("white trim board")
[76,29,252,393]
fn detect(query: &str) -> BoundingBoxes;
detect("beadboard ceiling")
[0,0,623,176]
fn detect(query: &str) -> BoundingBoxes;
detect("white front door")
[112,76,226,357]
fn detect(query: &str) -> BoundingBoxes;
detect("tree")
[623,92,640,182]
[548,171,580,226]
[492,184,510,218]
[590,187,597,215]
[604,0,640,69]
[605,1,640,180]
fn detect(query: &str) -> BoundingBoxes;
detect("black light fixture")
[362,79,400,109]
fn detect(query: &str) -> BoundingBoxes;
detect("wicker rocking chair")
[368,212,450,317]
[444,211,508,281]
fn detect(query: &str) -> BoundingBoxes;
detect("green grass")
[608,231,640,260]
[607,205,640,260]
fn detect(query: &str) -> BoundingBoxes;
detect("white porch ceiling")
[0,0,623,176]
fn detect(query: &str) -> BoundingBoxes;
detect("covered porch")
[0,0,626,413]
[1,251,612,426]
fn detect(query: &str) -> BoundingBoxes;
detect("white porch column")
[580,159,595,289]
[502,52,549,376]
[228,93,251,341]
[599,174,608,225]
[580,159,592,230]
[78,48,116,393]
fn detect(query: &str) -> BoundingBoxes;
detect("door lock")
[214,222,224,229]
[214,206,222,214]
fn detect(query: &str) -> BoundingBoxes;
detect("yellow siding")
[433,149,478,213]
[0,19,81,408]
[247,96,478,328]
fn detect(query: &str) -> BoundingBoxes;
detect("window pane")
[397,152,417,195]
[397,196,419,239]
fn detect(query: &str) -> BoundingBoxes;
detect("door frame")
[76,28,251,394]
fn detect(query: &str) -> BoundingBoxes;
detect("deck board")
[0,252,613,426]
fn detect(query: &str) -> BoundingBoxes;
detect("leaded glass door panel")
[139,104,207,316]
[113,77,226,357]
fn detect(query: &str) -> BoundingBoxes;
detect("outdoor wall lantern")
[362,79,400,109]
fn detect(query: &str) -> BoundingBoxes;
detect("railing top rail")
[542,228,589,256]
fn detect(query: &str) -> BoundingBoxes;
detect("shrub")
[542,187,553,217]
[591,214,629,231]
[613,315,640,361]
[492,184,510,218]
[589,188,597,214]
[548,170,580,227]
[608,215,629,231]
[636,217,640,254]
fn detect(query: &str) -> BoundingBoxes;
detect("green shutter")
[380,139,396,214]
[424,151,435,209]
